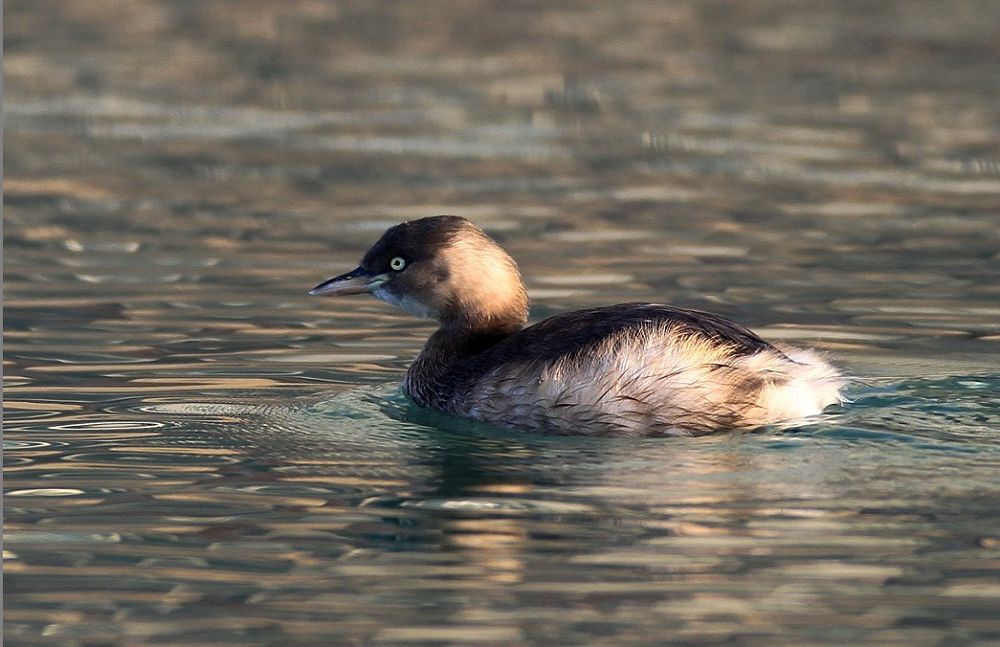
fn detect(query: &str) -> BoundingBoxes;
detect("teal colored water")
[4,2,999,645]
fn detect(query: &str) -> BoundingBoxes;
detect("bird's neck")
[404,321,521,409]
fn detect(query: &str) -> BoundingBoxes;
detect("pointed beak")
[308,267,389,296]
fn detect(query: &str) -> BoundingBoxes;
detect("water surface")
[4,2,1000,645]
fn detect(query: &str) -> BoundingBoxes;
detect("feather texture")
[404,304,845,436]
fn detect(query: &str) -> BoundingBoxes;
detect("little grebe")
[310,216,845,436]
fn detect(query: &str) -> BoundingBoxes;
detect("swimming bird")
[309,216,845,436]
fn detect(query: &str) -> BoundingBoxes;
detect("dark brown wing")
[461,302,776,379]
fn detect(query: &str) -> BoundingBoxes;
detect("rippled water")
[5,2,1000,645]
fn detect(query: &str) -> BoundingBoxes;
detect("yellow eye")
[390,256,406,271]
